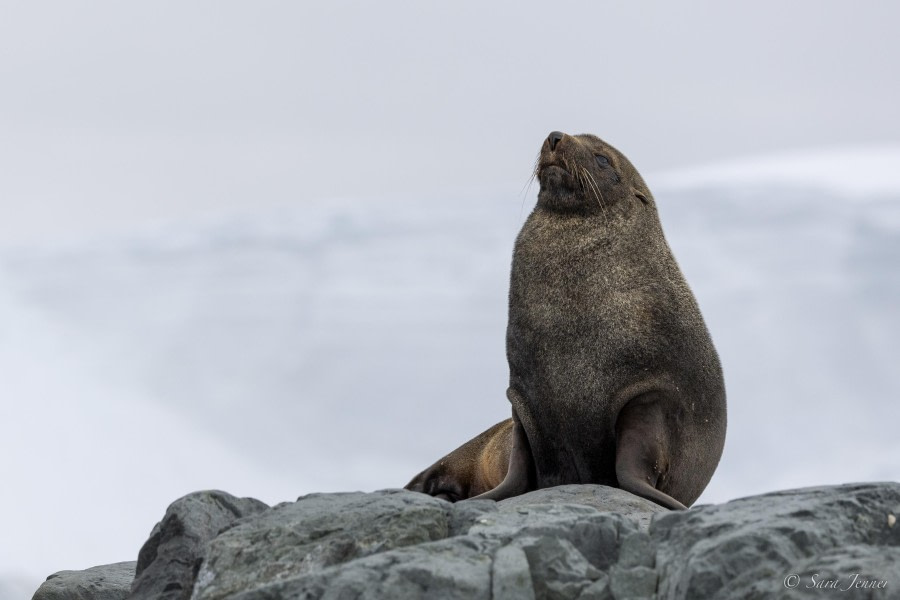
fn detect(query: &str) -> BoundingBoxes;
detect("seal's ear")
[634,191,649,205]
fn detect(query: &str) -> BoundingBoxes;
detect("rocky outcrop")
[31,483,899,600]
[187,488,657,600]
[32,562,135,600]
[651,483,900,599]
[129,490,269,600]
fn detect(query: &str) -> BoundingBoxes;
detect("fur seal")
[405,419,512,501]
[408,132,726,509]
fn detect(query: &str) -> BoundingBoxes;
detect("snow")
[1,147,898,588]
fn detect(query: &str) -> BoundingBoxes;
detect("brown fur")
[405,419,512,501]
[407,132,726,509]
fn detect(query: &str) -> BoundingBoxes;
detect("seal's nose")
[548,131,564,151]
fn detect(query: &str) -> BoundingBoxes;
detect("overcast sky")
[1,1,899,244]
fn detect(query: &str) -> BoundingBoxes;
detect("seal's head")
[536,131,653,215]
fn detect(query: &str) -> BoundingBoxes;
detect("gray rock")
[499,485,669,532]
[32,562,135,600]
[608,565,657,599]
[514,536,602,600]
[576,576,613,600]
[192,489,452,600]
[492,544,534,600]
[476,503,636,572]
[129,490,269,600]
[447,498,497,536]
[194,491,639,600]
[779,545,900,600]
[616,533,655,569]
[228,535,501,600]
[651,482,900,600]
[34,483,900,600]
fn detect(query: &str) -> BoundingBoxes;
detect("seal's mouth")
[537,159,571,180]
[537,158,576,197]
[541,164,569,176]
[536,149,584,209]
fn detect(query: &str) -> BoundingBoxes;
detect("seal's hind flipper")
[615,394,688,511]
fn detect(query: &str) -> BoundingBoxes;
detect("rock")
[776,545,899,600]
[498,484,669,532]
[192,489,645,600]
[492,545,534,600]
[32,562,135,600]
[608,565,657,599]
[468,503,635,572]
[513,535,603,600]
[129,490,269,600]
[576,576,613,600]
[616,533,655,569]
[651,482,900,600]
[192,489,452,600]
[447,499,497,536]
[229,535,500,600]
[33,482,900,600]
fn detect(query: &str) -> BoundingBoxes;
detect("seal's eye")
[594,155,611,168]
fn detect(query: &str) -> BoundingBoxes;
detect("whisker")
[582,167,610,225]
[521,154,540,194]
[580,166,599,205]
[520,174,535,218]
[566,158,583,193]
[520,153,541,218]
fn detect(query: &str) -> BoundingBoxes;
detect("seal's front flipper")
[615,394,688,511]
[469,410,534,501]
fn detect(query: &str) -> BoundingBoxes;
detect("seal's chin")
[542,164,570,176]
[537,186,582,211]
[537,159,588,211]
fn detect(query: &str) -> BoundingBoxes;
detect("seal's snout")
[548,131,564,151]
